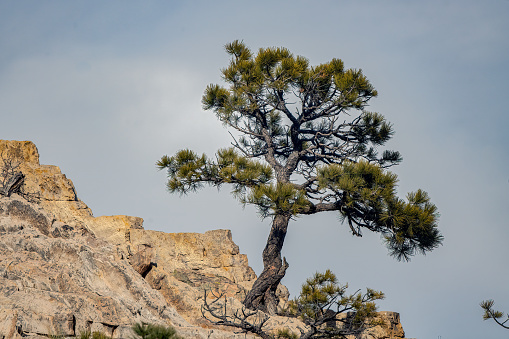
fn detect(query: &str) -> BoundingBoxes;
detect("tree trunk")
[243,213,290,314]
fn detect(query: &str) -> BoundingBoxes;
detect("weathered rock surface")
[0,195,186,338]
[0,141,258,339]
[0,140,411,339]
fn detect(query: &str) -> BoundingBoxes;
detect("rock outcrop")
[0,195,187,338]
[0,140,411,339]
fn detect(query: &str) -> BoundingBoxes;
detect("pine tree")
[158,40,443,314]
[285,269,385,338]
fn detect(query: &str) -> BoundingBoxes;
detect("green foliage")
[47,331,110,339]
[245,182,309,217]
[157,147,272,195]
[47,334,65,339]
[131,322,182,339]
[318,161,441,260]
[47,325,182,339]
[383,189,442,260]
[278,270,385,337]
[157,147,313,218]
[317,161,398,207]
[159,40,442,261]
[201,40,381,163]
[275,328,298,339]
[77,332,110,339]
[288,270,384,327]
[77,332,92,339]
[480,300,509,329]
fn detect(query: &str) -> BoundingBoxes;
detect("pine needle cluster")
[480,299,509,330]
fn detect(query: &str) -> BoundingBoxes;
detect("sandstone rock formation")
[0,140,411,339]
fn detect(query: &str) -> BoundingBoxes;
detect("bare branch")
[0,150,40,202]
[202,289,273,339]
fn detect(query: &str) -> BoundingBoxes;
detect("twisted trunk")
[243,213,290,314]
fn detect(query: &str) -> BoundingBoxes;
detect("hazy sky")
[1,1,508,338]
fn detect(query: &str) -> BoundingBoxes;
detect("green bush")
[76,331,110,339]
[275,328,298,339]
[131,322,182,339]
[47,331,110,339]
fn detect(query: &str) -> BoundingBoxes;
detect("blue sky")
[1,1,508,338]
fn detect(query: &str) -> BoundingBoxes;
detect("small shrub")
[76,331,110,339]
[47,334,65,339]
[275,328,298,339]
[78,332,92,339]
[131,322,182,339]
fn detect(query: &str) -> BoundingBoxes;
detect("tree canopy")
[158,40,443,313]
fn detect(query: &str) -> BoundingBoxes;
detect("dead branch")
[0,150,40,202]
[201,289,273,339]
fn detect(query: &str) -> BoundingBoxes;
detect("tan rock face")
[0,140,79,203]
[0,140,411,339]
[0,140,261,339]
[0,203,257,338]
[129,229,256,283]
[0,140,39,165]
[132,229,256,326]
[0,196,189,339]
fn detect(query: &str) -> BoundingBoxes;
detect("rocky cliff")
[0,140,411,339]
